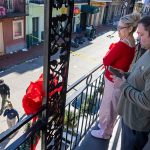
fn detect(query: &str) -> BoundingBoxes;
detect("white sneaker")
[98,123,101,129]
[91,129,111,139]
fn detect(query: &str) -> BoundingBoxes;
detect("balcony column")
[42,0,74,149]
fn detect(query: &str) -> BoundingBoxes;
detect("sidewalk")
[0,44,43,71]
[0,25,115,71]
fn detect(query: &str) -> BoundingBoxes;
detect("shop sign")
[74,7,80,15]
[91,2,106,7]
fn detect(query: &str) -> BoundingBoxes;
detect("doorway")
[32,17,39,44]
[0,22,4,55]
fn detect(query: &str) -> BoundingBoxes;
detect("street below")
[0,29,119,149]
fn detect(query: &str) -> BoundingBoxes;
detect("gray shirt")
[117,50,150,132]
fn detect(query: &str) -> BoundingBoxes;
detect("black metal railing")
[0,0,26,15]
[0,64,104,150]
[0,0,26,18]
[63,64,104,149]
[0,39,145,149]
[0,41,145,150]
[0,105,46,149]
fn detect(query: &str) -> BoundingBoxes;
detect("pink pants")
[99,76,121,136]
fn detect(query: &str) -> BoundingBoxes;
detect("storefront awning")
[81,5,99,14]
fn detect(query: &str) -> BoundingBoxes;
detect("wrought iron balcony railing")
[63,64,104,149]
[0,0,26,18]
[0,64,104,150]
[0,41,145,149]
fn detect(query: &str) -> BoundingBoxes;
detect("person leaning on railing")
[114,15,150,150]
[91,13,141,139]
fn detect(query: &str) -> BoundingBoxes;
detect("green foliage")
[64,110,79,128]
[80,95,96,115]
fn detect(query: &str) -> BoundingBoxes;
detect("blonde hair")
[120,13,141,33]
[7,102,13,108]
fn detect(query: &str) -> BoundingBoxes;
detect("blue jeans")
[121,119,149,150]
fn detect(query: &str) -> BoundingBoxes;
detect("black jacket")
[0,83,10,96]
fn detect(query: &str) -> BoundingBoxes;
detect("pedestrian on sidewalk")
[91,13,140,139]
[0,79,10,115]
[114,15,150,150]
[3,102,19,129]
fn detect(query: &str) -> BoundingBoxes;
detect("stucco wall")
[26,3,44,42]
[2,17,26,53]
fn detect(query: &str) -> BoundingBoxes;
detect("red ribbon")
[22,73,62,115]
[22,73,63,150]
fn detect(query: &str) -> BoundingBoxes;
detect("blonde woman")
[91,13,141,139]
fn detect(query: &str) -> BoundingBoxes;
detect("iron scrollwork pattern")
[43,0,74,149]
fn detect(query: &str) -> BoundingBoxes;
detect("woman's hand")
[112,76,126,88]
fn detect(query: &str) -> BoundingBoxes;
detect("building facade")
[0,0,26,55]
[26,0,44,47]
[90,1,107,26]
[102,0,122,24]
[72,0,89,32]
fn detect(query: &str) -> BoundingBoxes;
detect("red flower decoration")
[22,73,62,115]
[22,81,43,115]
[22,73,63,150]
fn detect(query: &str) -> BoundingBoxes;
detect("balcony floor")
[75,118,121,150]
[75,119,150,150]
